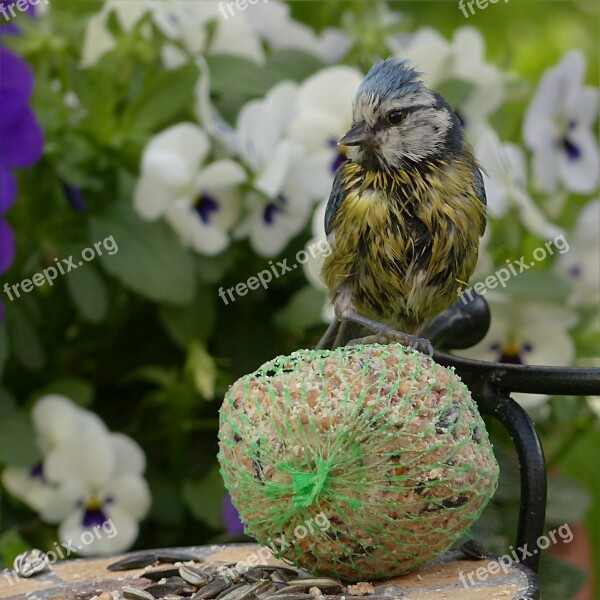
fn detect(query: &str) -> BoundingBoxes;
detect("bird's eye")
[388,110,406,125]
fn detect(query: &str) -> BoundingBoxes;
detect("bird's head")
[340,58,462,170]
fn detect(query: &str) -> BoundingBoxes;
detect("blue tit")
[318,58,486,351]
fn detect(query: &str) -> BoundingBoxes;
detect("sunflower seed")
[108,553,158,571]
[144,579,189,598]
[265,588,316,597]
[261,591,313,600]
[141,567,182,581]
[218,582,271,600]
[13,549,49,578]
[286,578,343,593]
[192,576,231,599]
[180,564,214,586]
[461,539,487,560]
[156,550,200,563]
[122,587,155,600]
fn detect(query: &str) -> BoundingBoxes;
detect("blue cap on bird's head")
[338,57,461,165]
[357,58,424,103]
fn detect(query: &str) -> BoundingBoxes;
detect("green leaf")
[31,378,95,408]
[0,530,30,568]
[185,342,217,400]
[546,476,591,525]
[147,468,185,525]
[205,55,283,96]
[475,269,571,304]
[125,366,178,388]
[122,63,199,133]
[89,204,196,305]
[4,303,45,371]
[435,80,476,108]
[159,286,216,347]
[65,264,109,323]
[276,285,328,336]
[267,50,326,83]
[538,556,585,600]
[0,390,40,467]
[182,467,226,530]
[0,325,9,380]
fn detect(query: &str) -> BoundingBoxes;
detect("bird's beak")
[338,122,375,147]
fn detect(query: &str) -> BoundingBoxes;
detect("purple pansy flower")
[0,0,37,35]
[0,46,44,318]
[223,493,244,536]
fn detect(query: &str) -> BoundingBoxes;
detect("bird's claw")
[347,330,434,356]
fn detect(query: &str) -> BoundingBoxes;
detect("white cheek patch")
[381,107,452,163]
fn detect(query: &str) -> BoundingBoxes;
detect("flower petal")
[0,168,17,213]
[141,123,209,186]
[44,427,115,488]
[165,203,230,255]
[196,160,247,191]
[101,474,151,521]
[58,505,139,556]
[0,218,15,276]
[559,128,600,193]
[109,433,146,478]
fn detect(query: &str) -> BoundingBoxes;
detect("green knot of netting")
[282,458,333,508]
[218,343,499,581]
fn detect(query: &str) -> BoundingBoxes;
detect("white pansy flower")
[476,127,563,240]
[455,296,577,408]
[235,83,315,256]
[392,27,504,137]
[134,123,247,256]
[1,396,151,555]
[81,0,151,67]
[555,199,600,306]
[288,67,363,199]
[245,0,351,63]
[152,0,264,68]
[301,199,334,324]
[2,396,107,513]
[44,431,150,556]
[524,51,599,194]
[302,199,328,293]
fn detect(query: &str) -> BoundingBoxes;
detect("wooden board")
[0,543,539,599]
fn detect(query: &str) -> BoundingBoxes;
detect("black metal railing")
[427,293,600,575]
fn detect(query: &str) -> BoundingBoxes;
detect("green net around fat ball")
[218,344,499,581]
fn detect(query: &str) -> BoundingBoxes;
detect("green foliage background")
[0,1,598,598]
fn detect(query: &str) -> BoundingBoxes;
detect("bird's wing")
[473,166,487,236]
[324,168,346,236]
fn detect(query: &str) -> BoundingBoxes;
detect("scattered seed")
[141,567,182,581]
[180,564,214,586]
[108,553,158,571]
[122,586,155,600]
[144,579,189,598]
[262,594,314,600]
[156,550,200,563]
[286,578,343,593]
[13,549,49,578]
[461,539,487,560]
[192,575,231,599]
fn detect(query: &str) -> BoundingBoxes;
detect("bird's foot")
[346,330,433,356]
[343,312,433,356]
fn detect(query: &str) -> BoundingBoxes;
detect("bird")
[317,58,487,353]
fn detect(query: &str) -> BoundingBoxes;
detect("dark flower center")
[81,497,113,528]
[263,194,286,225]
[29,462,46,484]
[327,137,348,173]
[194,193,219,224]
[491,341,534,365]
[562,137,581,161]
